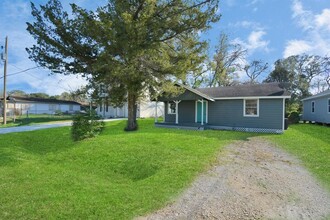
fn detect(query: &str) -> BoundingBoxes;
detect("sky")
[0,0,329,96]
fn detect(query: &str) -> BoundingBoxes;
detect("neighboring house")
[97,99,164,118]
[1,96,81,116]
[155,83,291,133]
[301,90,330,124]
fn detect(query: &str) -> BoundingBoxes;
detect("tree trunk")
[125,91,138,131]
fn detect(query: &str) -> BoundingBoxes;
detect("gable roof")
[301,89,330,101]
[3,96,81,105]
[196,83,291,99]
[180,84,215,101]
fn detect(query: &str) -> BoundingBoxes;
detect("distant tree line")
[7,86,88,103]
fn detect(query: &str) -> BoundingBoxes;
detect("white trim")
[195,101,197,123]
[301,90,330,101]
[167,101,176,115]
[155,101,158,123]
[174,100,181,124]
[243,99,259,117]
[195,100,208,124]
[311,101,315,113]
[282,98,285,131]
[201,100,204,125]
[214,96,291,100]
[206,101,208,124]
[176,83,215,101]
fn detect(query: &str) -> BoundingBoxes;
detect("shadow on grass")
[0,126,76,166]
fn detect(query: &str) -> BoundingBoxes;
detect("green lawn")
[266,124,330,190]
[0,119,256,219]
[0,114,73,128]
[0,120,329,219]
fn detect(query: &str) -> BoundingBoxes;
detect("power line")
[0,66,40,79]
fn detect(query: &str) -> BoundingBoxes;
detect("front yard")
[0,119,328,219]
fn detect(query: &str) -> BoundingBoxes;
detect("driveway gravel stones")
[138,137,330,220]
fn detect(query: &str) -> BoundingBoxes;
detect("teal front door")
[196,101,207,123]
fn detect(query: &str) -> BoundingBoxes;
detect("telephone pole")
[2,36,8,125]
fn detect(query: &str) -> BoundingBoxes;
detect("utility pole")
[2,36,8,125]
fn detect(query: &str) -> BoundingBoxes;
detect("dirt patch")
[137,137,330,220]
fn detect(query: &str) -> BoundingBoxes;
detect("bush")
[288,111,300,124]
[71,110,105,141]
[54,110,63,116]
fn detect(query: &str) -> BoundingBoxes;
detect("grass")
[0,114,73,128]
[266,124,330,190]
[1,120,329,219]
[0,119,256,219]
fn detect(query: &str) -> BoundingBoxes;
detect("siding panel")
[208,99,283,129]
[302,95,330,123]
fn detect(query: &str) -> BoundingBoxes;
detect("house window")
[311,101,315,113]
[244,99,259,117]
[69,105,73,111]
[328,99,330,113]
[168,102,176,114]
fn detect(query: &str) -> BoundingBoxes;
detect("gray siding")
[164,99,284,130]
[208,99,283,129]
[302,95,330,123]
[164,101,195,123]
[178,101,195,123]
[164,102,175,123]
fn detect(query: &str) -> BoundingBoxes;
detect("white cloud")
[284,0,330,57]
[283,40,312,57]
[315,9,330,31]
[231,21,262,30]
[232,30,270,54]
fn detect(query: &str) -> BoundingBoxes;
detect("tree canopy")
[26,0,220,131]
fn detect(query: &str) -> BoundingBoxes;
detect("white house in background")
[96,100,164,118]
[1,96,81,116]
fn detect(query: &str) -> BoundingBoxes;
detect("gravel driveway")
[138,137,330,220]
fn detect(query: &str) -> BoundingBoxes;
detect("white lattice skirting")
[207,125,283,134]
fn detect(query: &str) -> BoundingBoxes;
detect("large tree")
[26,0,220,131]
[264,54,330,112]
[243,60,268,84]
[207,33,246,87]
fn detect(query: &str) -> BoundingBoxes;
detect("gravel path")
[138,137,330,220]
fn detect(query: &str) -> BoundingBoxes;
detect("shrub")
[54,110,63,116]
[71,110,105,141]
[288,111,300,124]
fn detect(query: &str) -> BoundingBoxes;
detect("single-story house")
[97,100,164,118]
[0,96,81,116]
[301,89,330,124]
[155,82,291,133]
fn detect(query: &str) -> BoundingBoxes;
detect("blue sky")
[0,0,329,95]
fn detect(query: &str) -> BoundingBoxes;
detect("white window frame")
[167,101,176,115]
[311,101,315,113]
[243,99,259,117]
